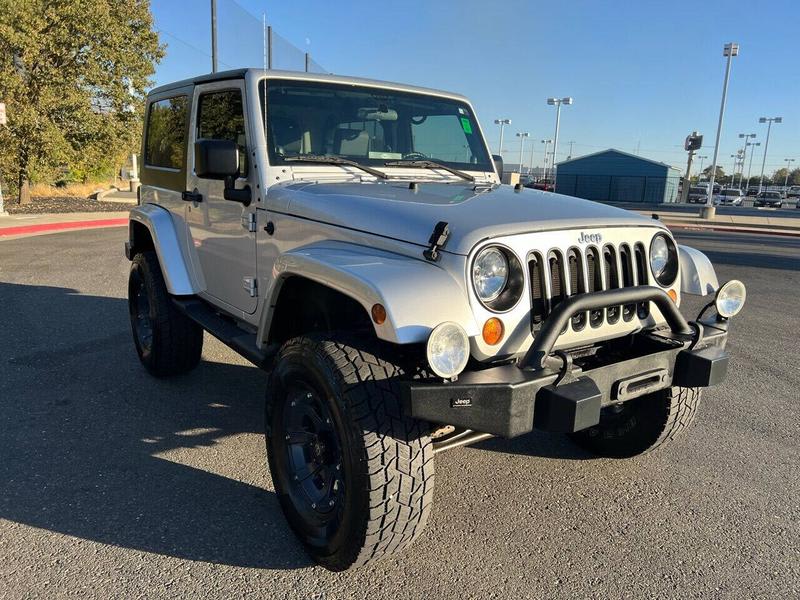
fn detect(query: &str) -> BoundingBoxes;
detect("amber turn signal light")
[482,317,504,345]
[371,303,387,325]
[667,289,678,303]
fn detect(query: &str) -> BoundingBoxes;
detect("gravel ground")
[4,196,128,214]
[0,228,798,599]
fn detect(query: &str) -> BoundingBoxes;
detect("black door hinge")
[423,221,450,262]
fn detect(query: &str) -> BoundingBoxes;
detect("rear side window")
[197,89,248,171]
[145,96,188,169]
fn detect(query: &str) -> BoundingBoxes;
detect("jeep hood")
[268,181,661,255]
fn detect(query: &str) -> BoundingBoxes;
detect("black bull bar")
[403,286,729,438]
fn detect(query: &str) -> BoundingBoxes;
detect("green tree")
[0,0,163,203]
[773,168,789,187]
[702,165,725,181]
[788,168,800,186]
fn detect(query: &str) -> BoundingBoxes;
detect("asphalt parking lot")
[1,227,798,599]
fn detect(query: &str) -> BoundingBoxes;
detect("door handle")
[182,190,202,202]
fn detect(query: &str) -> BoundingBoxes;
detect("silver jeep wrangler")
[126,69,746,571]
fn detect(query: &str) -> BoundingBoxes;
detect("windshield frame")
[258,77,494,176]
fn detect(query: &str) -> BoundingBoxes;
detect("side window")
[144,96,188,169]
[197,89,247,172]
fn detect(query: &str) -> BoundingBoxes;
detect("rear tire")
[266,336,434,571]
[128,251,203,377]
[570,386,701,458]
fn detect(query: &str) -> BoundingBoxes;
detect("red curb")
[0,218,128,237]
[664,222,800,238]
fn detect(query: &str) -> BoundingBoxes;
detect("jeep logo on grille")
[578,232,603,244]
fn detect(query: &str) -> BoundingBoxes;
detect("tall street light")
[494,118,511,156]
[697,155,708,178]
[547,97,573,190]
[745,142,760,192]
[758,116,782,192]
[703,42,739,219]
[738,133,756,190]
[541,139,553,181]
[783,158,796,190]
[515,132,529,173]
[729,153,742,187]
[528,142,536,176]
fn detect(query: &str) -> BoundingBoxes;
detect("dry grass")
[29,180,119,198]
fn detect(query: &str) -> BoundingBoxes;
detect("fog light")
[482,318,504,345]
[715,279,746,318]
[426,322,470,379]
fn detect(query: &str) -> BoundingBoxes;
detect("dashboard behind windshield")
[260,79,493,173]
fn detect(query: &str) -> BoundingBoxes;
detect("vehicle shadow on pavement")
[0,282,313,570]
[472,430,596,460]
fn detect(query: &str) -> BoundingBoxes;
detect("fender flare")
[259,242,479,345]
[678,244,719,296]
[128,204,200,296]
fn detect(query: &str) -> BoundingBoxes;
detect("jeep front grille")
[528,242,650,333]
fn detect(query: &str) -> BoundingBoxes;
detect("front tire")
[266,336,435,571]
[128,251,203,377]
[570,386,701,458]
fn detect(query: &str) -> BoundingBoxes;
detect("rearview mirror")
[195,139,239,180]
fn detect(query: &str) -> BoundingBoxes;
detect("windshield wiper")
[383,160,475,182]
[284,155,388,180]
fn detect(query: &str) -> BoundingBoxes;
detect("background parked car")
[787,185,800,199]
[715,189,744,206]
[753,191,784,208]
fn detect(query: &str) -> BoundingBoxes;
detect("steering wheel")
[401,151,429,160]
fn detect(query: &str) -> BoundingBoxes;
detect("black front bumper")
[403,287,730,438]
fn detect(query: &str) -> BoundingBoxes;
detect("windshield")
[721,190,739,196]
[260,79,493,173]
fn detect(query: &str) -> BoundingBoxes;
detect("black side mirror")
[194,139,251,206]
[492,154,504,179]
[195,139,239,179]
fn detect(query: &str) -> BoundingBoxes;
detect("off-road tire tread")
[270,336,434,570]
[131,251,203,376]
[571,385,701,458]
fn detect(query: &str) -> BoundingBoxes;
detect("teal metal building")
[556,149,681,203]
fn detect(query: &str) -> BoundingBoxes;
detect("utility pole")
[703,42,739,219]
[541,139,553,182]
[0,102,6,215]
[697,155,708,179]
[528,142,535,176]
[758,116,782,193]
[567,141,575,160]
[680,131,702,204]
[211,0,218,73]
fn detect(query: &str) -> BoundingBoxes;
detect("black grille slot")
[619,244,635,321]
[529,253,546,331]
[634,243,650,318]
[603,245,620,324]
[567,249,586,330]
[548,251,565,310]
[586,247,603,327]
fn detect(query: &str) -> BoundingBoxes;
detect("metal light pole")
[703,42,738,219]
[494,118,511,156]
[784,158,795,190]
[745,142,760,192]
[729,154,740,187]
[516,132,529,173]
[547,97,573,190]
[567,141,575,160]
[528,142,536,176]
[697,155,708,179]
[738,133,755,190]
[758,116,782,192]
[541,139,552,181]
[210,0,218,73]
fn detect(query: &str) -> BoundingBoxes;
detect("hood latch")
[423,221,450,262]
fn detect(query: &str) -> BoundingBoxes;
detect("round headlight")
[472,247,508,303]
[715,279,746,318]
[426,322,470,379]
[649,233,678,286]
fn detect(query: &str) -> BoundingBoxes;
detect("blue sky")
[152,0,799,174]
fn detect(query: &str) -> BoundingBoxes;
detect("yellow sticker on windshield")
[460,117,473,134]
